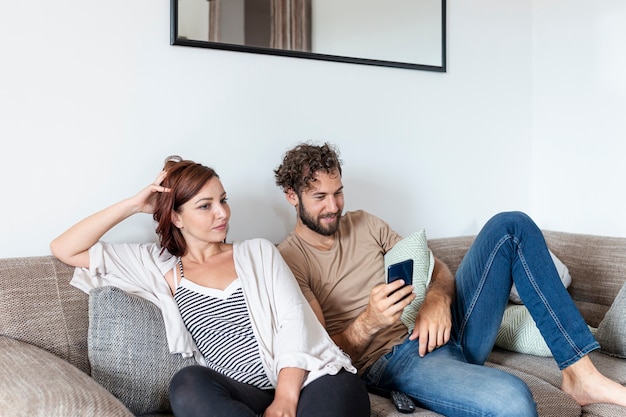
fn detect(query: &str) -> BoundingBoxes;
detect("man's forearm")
[331,310,381,360]
[426,257,455,304]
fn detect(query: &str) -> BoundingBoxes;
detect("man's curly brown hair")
[274,142,343,195]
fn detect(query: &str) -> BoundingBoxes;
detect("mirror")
[171,0,446,72]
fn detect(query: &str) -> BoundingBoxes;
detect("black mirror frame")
[170,0,446,72]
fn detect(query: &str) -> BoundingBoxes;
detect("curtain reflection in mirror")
[208,0,220,41]
[270,0,311,51]
[203,0,311,51]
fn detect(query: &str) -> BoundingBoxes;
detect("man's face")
[297,170,344,236]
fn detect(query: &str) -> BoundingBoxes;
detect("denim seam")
[516,243,589,368]
[457,233,510,344]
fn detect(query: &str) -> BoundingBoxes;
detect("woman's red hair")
[153,157,218,257]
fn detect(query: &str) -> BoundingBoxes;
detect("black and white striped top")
[174,261,272,389]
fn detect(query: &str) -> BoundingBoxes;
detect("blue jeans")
[363,211,599,417]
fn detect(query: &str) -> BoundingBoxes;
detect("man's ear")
[171,211,183,228]
[285,189,299,207]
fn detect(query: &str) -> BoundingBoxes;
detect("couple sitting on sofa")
[50,142,626,417]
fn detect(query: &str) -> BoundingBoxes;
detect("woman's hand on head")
[51,171,170,268]
[130,170,171,215]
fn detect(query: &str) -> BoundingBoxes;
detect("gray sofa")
[1,231,625,417]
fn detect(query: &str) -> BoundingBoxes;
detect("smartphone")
[387,259,414,287]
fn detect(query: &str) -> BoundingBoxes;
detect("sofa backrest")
[428,231,626,328]
[2,229,625,375]
[0,256,90,374]
[543,230,626,327]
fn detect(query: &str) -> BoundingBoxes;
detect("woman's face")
[172,177,230,246]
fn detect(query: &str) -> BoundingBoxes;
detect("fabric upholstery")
[487,350,626,416]
[0,256,90,374]
[595,280,626,358]
[488,349,626,388]
[495,304,553,356]
[542,231,626,328]
[88,286,197,416]
[3,228,626,417]
[0,335,131,417]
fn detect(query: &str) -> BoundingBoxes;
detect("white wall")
[3,0,602,259]
[531,0,626,236]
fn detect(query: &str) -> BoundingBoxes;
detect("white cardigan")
[71,238,355,387]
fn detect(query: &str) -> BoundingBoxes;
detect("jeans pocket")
[362,346,396,387]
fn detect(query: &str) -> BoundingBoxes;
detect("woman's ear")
[171,211,183,229]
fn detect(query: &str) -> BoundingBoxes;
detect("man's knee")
[491,210,531,225]
[486,211,539,236]
[483,373,537,417]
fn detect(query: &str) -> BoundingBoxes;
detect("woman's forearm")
[275,367,306,401]
[264,367,306,417]
[50,173,168,268]
[50,197,141,268]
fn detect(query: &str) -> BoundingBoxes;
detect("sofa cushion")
[0,256,90,374]
[0,335,132,417]
[384,229,434,331]
[495,304,553,357]
[542,230,626,328]
[88,286,196,416]
[595,280,626,358]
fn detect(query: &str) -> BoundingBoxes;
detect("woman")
[50,156,370,417]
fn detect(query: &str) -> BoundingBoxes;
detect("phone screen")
[387,259,414,286]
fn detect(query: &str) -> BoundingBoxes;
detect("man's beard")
[298,204,340,237]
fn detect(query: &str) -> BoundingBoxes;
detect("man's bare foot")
[561,356,626,407]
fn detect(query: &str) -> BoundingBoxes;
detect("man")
[273,142,626,417]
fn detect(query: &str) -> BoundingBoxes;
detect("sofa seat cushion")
[487,349,626,416]
[0,335,132,417]
[488,348,626,388]
[582,403,626,417]
[88,286,197,416]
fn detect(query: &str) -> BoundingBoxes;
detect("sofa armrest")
[0,336,132,417]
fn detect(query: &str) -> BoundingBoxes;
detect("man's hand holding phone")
[387,259,414,301]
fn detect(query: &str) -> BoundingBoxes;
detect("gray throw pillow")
[88,286,197,415]
[596,280,626,358]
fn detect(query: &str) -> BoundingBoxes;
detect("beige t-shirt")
[278,210,408,374]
